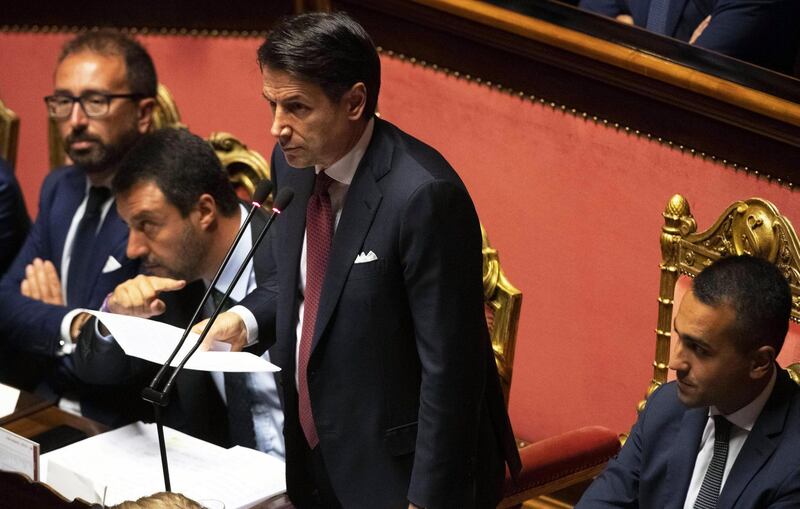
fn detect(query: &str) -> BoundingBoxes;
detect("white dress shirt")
[683,368,777,508]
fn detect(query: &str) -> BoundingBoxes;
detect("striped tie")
[694,415,732,509]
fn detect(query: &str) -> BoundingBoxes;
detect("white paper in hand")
[86,311,279,373]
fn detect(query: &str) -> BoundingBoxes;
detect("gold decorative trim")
[377,48,797,191]
[0,99,20,167]
[0,25,267,38]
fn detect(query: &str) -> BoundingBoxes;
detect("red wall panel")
[2,31,798,442]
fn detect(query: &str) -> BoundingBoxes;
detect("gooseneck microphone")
[142,184,294,491]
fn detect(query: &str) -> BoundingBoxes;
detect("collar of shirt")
[314,117,375,185]
[205,203,255,302]
[710,367,777,431]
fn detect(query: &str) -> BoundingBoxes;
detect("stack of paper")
[43,422,285,508]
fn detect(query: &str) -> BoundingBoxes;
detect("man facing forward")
[201,11,520,509]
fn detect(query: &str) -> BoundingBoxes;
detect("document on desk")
[0,427,39,481]
[86,311,278,373]
[44,422,286,507]
[0,383,21,417]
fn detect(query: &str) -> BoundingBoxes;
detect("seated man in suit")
[578,255,800,508]
[0,158,30,275]
[578,0,800,74]
[72,128,284,454]
[0,31,154,424]
[199,11,521,509]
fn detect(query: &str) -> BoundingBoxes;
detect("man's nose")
[270,110,292,143]
[126,230,149,260]
[668,340,686,372]
[67,99,89,128]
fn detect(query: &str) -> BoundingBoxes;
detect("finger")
[149,276,187,294]
[33,258,54,301]
[149,298,167,317]
[20,279,31,298]
[25,264,42,300]
[43,260,63,305]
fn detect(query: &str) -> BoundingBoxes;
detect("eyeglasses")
[43,92,144,119]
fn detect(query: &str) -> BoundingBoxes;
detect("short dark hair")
[693,255,792,354]
[112,128,239,217]
[257,11,381,118]
[59,30,157,98]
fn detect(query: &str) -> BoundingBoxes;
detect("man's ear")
[136,97,156,134]
[195,193,217,230]
[343,82,367,121]
[750,345,776,380]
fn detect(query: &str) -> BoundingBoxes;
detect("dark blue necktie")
[694,415,733,509]
[646,0,672,35]
[67,186,110,306]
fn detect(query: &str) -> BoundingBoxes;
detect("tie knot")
[86,186,111,215]
[314,171,334,195]
[713,415,732,443]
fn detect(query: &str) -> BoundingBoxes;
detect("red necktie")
[298,171,334,448]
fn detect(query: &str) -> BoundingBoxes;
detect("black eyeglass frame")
[43,92,146,119]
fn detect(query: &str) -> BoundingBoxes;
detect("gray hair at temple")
[257,11,381,119]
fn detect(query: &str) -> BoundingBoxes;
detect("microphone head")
[272,187,295,213]
[252,179,273,205]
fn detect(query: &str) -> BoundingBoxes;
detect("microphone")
[142,179,273,406]
[141,184,292,493]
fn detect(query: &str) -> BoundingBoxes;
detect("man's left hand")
[192,311,248,352]
[20,257,64,305]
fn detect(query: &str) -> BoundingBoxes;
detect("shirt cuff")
[59,308,86,356]
[229,304,259,347]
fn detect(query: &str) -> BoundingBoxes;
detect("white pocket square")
[101,256,122,273]
[354,251,378,264]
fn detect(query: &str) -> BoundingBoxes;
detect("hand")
[192,311,248,352]
[20,258,63,305]
[690,15,711,44]
[615,14,634,25]
[69,312,93,340]
[107,275,186,318]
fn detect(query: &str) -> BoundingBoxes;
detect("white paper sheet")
[44,422,285,508]
[0,427,39,480]
[0,382,21,417]
[87,311,278,373]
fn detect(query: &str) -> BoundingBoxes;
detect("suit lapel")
[53,169,87,269]
[717,371,791,507]
[80,201,128,305]
[664,0,690,37]
[311,121,389,353]
[665,406,707,508]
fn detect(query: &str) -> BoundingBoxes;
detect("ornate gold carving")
[208,132,271,204]
[48,83,183,169]
[643,194,800,411]
[482,224,522,407]
[0,98,19,167]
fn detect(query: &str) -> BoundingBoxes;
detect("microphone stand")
[140,183,293,491]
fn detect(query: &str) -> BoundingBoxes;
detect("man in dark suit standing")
[0,31,153,424]
[578,0,800,74]
[72,128,284,454]
[577,255,800,508]
[200,11,520,509]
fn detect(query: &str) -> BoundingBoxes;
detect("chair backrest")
[643,194,800,411]
[208,131,271,204]
[48,83,184,169]
[482,225,523,407]
[0,98,20,167]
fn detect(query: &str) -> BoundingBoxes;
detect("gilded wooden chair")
[48,84,184,169]
[482,228,621,509]
[208,132,271,204]
[643,194,800,411]
[0,98,20,167]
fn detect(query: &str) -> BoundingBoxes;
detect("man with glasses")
[0,30,155,426]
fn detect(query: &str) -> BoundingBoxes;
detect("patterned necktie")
[298,171,335,449]
[210,287,258,449]
[694,415,733,509]
[67,186,110,306]
[646,0,672,35]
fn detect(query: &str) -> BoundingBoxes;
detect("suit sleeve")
[72,317,146,384]
[0,172,72,356]
[694,0,800,73]
[576,395,652,508]
[0,161,31,274]
[400,179,488,507]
